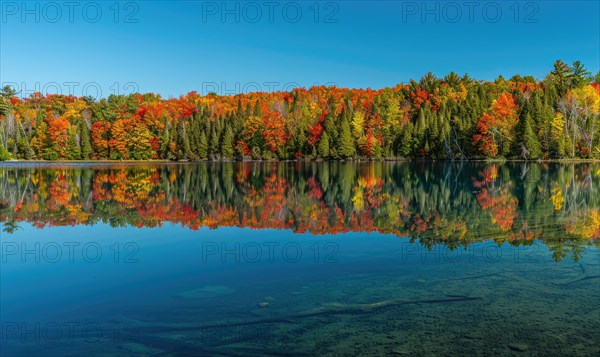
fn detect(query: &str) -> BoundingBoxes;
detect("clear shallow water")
[0,162,599,356]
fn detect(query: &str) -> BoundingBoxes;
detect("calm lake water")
[0,162,599,356]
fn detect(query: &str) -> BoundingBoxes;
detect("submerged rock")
[508,343,529,352]
[121,342,162,355]
[391,348,411,355]
[174,285,236,299]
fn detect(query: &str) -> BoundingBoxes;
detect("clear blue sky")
[1,1,598,98]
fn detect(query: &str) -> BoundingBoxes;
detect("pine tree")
[0,143,11,161]
[415,109,427,142]
[187,114,200,157]
[160,118,170,159]
[318,131,330,158]
[521,113,542,159]
[221,125,235,158]
[245,102,252,119]
[338,119,355,158]
[323,104,339,148]
[253,101,262,117]
[66,128,81,160]
[80,120,92,160]
[198,130,208,159]
[557,136,566,158]
[174,121,185,159]
[295,129,307,156]
[182,121,192,158]
[209,125,219,156]
[549,60,573,94]
[234,100,244,134]
[571,61,591,87]
[399,123,413,157]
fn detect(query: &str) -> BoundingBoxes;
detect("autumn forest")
[1,60,599,162]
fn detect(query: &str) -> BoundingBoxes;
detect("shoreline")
[1,158,600,166]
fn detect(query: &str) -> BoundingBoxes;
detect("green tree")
[318,131,330,158]
[182,122,192,158]
[338,119,355,158]
[221,125,235,158]
[209,125,219,156]
[0,143,11,161]
[160,118,171,159]
[571,61,591,87]
[65,128,81,160]
[399,123,414,157]
[521,113,542,159]
[0,85,17,117]
[80,120,92,160]
[127,125,154,160]
[549,60,573,94]
[198,130,208,159]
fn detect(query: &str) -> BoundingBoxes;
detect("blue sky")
[1,1,598,98]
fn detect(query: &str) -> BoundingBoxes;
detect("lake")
[0,161,599,356]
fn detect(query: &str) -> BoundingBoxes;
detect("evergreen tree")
[80,120,92,160]
[416,109,427,137]
[221,125,235,158]
[521,113,542,159]
[245,102,252,119]
[399,123,413,157]
[571,61,591,87]
[549,60,573,94]
[318,131,330,158]
[198,130,208,159]
[160,118,171,159]
[338,119,355,158]
[295,129,307,156]
[174,121,185,159]
[557,136,567,158]
[42,144,59,160]
[253,101,262,117]
[209,125,219,156]
[0,143,11,161]
[182,122,192,158]
[66,128,81,160]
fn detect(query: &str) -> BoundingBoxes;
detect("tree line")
[0,60,599,161]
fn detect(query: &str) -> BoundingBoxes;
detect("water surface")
[1,162,599,356]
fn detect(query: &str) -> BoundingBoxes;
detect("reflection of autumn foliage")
[511,220,536,241]
[566,209,600,239]
[1,163,598,258]
[48,174,70,208]
[550,184,565,211]
[307,178,323,200]
[473,165,518,231]
[472,165,498,188]
[410,214,430,234]
[476,188,518,231]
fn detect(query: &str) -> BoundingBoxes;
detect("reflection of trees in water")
[1,219,21,234]
[0,162,598,261]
